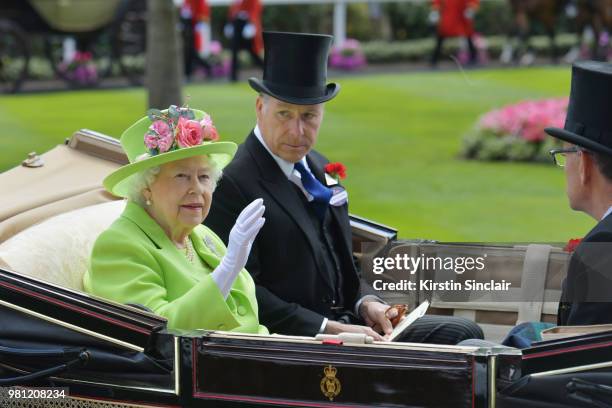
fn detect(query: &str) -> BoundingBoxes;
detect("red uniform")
[432,0,479,38]
[181,0,210,53]
[228,0,263,54]
[182,0,210,21]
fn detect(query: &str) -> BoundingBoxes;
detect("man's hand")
[324,320,384,341]
[360,301,397,336]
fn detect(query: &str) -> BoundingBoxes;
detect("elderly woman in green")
[84,106,268,333]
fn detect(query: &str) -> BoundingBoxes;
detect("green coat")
[84,201,268,334]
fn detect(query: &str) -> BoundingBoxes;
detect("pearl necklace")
[182,238,195,263]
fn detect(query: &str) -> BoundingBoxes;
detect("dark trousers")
[229,17,263,82]
[342,311,483,345]
[181,18,211,79]
[431,35,477,67]
[395,315,484,345]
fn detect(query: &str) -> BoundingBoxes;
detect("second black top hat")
[545,61,612,156]
[248,31,340,105]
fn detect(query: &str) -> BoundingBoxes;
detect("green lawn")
[0,67,594,241]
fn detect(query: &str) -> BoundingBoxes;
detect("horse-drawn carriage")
[0,129,611,407]
[0,0,146,93]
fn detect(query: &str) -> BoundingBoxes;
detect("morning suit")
[558,211,612,326]
[85,201,268,334]
[206,131,368,336]
[206,131,484,343]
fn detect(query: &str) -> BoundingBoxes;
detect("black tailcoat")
[206,131,373,335]
[558,212,612,325]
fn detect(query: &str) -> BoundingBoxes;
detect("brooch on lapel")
[203,235,220,257]
[324,162,348,206]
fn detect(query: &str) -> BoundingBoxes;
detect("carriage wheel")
[112,0,147,86]
[44,33,113,89]
[0,19,29,94]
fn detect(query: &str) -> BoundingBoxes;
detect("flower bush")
[206,41,230,78]
[329,39,367,71]
[462,98,568,162]
[59,51,98,86]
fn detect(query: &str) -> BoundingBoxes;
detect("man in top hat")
[546,61,612,326]
[206,31,483,343]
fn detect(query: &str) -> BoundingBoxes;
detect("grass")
[0,66,594,241]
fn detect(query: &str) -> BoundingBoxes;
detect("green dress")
[84,201,268,334]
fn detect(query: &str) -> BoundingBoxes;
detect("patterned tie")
[294,161,332,222]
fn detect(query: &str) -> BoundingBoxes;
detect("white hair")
[126,154,222,207]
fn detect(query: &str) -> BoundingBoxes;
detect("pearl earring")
[146,199,152,206]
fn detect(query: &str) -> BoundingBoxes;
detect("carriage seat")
[0,200,125,291]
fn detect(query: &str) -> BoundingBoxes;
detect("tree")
[146,0,183,109]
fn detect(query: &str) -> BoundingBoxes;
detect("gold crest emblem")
[320,365,341,401]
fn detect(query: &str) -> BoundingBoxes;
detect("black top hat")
[248,31,340,105]
[545,61,612,156]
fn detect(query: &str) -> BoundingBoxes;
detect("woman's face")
[145,156,215,236]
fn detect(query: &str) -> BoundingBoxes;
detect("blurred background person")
[224,0,264,82]
[178,0,212,80]
[430,0,480,67]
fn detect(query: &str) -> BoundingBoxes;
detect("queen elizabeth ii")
[84,105,268,334]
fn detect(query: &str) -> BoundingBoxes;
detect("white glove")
[243,23,256,39]
[195,22,211,58]
[428,10,440,25]
[211,198,265,298]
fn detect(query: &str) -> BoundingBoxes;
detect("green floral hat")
[104,105,237,197]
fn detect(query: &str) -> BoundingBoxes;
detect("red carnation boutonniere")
[324,162,347,181]
[564,238,582,253]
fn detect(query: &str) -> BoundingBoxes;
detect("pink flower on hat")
[176,116,203,148]
[144,134,158,150]
[143,105,220,155]
[150,120,171,138]
[157,133,174,153]
[200,114,220,141]
[145,120,174,152]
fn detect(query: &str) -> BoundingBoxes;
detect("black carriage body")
[497,332,612,408]
[189,333,501,407]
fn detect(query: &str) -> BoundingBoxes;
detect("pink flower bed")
[206,41,230,78]
[59,51,98,86]
[463,98,569,162]
[329,39,367,71]
[478,98,568,142]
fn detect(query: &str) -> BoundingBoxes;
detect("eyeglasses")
[549,147,582,167]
